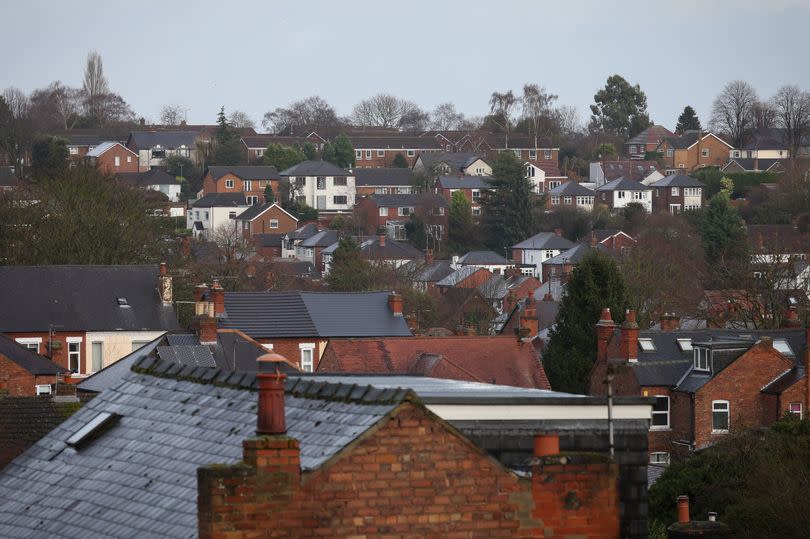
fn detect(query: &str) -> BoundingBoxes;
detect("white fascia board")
[425,403,652,422]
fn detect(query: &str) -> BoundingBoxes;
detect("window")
[316,177,326,190]
[677,338,692,352]
[544,149,552,160]
[333,176,347,186]
[407,149,415,157]
[295,177,306,188]
[544,250,555,258]
[68,341,81,374]
[242,221,249,231]
[563,196,572,204]
[225,179,234,189]
[472,207,481,216]
[789,403,803,419]
[69,147,79,155]
[91,342,104,372]
[651,396,670,429]
[472,190,481,202]
[639,338,656,352]
[333,195,348,205]
[732,150,741,158]
[256,149,264,158]
[126,156,131,163]
[650,452,670,465]
[701,148,709,157]
[229,211,236,219]
[300,344,315,372]
[629,145,637,154]
[355,150,362,160]
[773,339,793,356]
[678,163,686,168]
[525,165,535,177]
[633,191,645,200]
[669,204,681,214]
[694,347,710,371]
[684,187,701,197]
[243,180,253,192]
[376,150,385,157]
[529,149,537,159]
[438,207,445,216]
[513,149,521,158]
[114,156,121,167]
[365,150,372,159]
[550,196,560,205]
[36,384,52,396]
[712,401,729,432]
[617,191,626,199]
[398,207,413,216]
[671,187,679,196]
[247,195,260,205]
[269,219,279,229]
[16,337,41,353]
[204,211,209,220]
[666,149,674,157]
[379,207,388,217]
[474,167,486,175]
[194,210,200,220]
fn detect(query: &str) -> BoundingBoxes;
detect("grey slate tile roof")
[353,167,414,187]
[596,177,651,191]
[548,181,595,197]
[254,233,284,247]
[649,174,705,188]
[0,360,409,538]
[664,132,701,150]
[299,229,339,248]
[0,334,65,375]
[419,152,488,171]
[626,125,674,146]
[128,130,199,150]
[287,222,320,240]
[436,265,485,287]
[723,158,785,172]
[117,168,181,187]
[404,260,454,283]
[279,160,350,177]
[220,291,412,339]
[0,265,179,333]
[512,232,575,251]
[458,250,510,265]
[543,243,608,265]
[191,192,247,208]
[437,175,492,190]
[156,345,216,367]
[360,238,423,260]
[207,166,280,181]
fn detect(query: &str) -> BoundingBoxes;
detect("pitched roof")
[458,250,510,266]
[598,160,661,182]
[0,334,65,375]
[664,132,701,149]
[241,134,315,148]
[85,141,136,158]
[360,238,423,260]
[117,168,181,187]
[548,181,595,197]
[544,242,608,265]
[528,161,564,177]
[220,291,413,338]
[367,193,448,208]
[353,167,414,187]
[626,125,674,146]
[437,175,492,190]
[192,192,248,207]
[512,231,575,251]
[235,202,297,222]
[287,222,320,240]
[405,260,454,283]
[207,165,280,181]
[0,265,179,333]
[349,135,442,149]
[419,152,489,171]
[279,160,350,177]
[649,173,705,188]
[127,130,199,150]
[596,177,651,191]
[319,335,550,389]
[0,361,409,538]
[254,232,285,247]
[299,229,339,248]
[722,158,786,172]
[436,265,490,287]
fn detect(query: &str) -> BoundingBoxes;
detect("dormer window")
[677,338,692,352]
[694,347,710,371]
[638,338,655,352]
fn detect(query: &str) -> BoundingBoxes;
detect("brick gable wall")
[0,356,58,397]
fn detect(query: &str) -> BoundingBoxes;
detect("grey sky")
[2,0,810,132]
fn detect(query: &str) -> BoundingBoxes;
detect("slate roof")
[117,168,181,187]
[191,192,247,208]
[220,291,412,339]
[543,242,608,265]
[353,167,414,187]
[0,334,65,375]
[626,125,674,147]
[436,265,489,287]
[319,336,550,390]
[207,166,280,181]
[722,158,785,172]
[437,175,491,190]
[0,266,179,333]
[299,229,339,248]
[596,177,651,191]
[478,274,534,301]
[405,260,454,283]
[287,222,320,240]
[235,202,295,222]
[458,250,510,266]
[0,360,409,538]
[367,193,448,208]
[128,130,199,150]
[598,160,661,182]
[761,365,806,394]
[85,141,133,158]
[650,174,705,188]
[279,160,350,177]
[349,135,441,149]
[664,132,701,150]
[254,233,284,248]
[513,232,575,251]
[548,181,595,197]
[241,134,315,148]
[419,152,488,172]
[360,238,423,260]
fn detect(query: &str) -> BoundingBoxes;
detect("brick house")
[593,229,636,256]
[525,161,569,194]
[721,157,787,173]
[353,193,448,240]
[624,125,674,159]
[656,131,734,174]
[595,177,652,213]
[295,229,338,273]
[241,133,326,163]
[512,231,575,279]
[542,241,610,283]
[548,181,596,211]
[350,134,442,168]
[473,133,560,166]
[0,264,179,378]
[435,174,490,216]
[353,167,414,195]
[649,173,706,213]
[437,265,493,290]
[234,202,298,238]
[0,334,65,396]
[201,165,281,205]
[217,289,413,371]
[84,141,139,174]
[588,309,810,465]
[478,272,542,315]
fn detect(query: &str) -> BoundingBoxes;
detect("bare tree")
[431,102,465,130]
[751,101,776,131]
[398,105,430,132]
[262,96,339,133]
[82,51,109,120]
[488,90,518,147]
[2,87,30,120]
[228,110,255,129]
[28,82,81,131]
[770,85,810,158]
[210,222,252,265]
[160,104,185,126]
[710,80,758,147]
[521,84,558,147]
[554,105,582,137]
[351,93,425,129]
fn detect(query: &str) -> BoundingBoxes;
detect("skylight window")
[66,412,119,448]
[677,338,693,352]
[117,298,129,306]
[773,339,793,356]
[638,338,655,352]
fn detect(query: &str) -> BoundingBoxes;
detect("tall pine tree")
[675,106,702,134]
[481,151,535,254]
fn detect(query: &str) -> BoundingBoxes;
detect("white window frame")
[316,177,326,190]
[355,149,362,160]
[15,337,43,353]
[671,187,679,196]
[114,155,121,167]
[563,196,572,204]
[529,149,537,160]
[694,347,710,371]
[544,149,552,160]
[91,341,104,373]
[228,211,237,219]
[333,176,347,187]
[246,196,259,205]
[471,207,481,216]
[365,150,372,159]
[701,148,709,157]
[397,207,413,217]
[225,179,234,189]
[472,190,481,202]
[407,150,415,157]
[376,150,385,157]
[299,343,315,372]
[67,337,83,374]
[712,400,729,433]
[550,196,560,205]
[379,207,388,217]
[651,395,670,430]
[789,402,802,419]
[650,452,670,465]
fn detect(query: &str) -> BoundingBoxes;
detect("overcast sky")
[2,0,810,131]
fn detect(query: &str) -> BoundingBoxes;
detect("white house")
[512,231,575,279]
[126,131,200,171]
[118,169,182,203]
[188,193,250,239]
[595,177,652,213]
[279,160,356,212]
[525,162,567,194]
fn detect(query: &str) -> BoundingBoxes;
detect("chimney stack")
[677,495,690,524]
[596,308,616,362]
[782,306,801,328]
[621,310,639,362]
[589,231,597,248]
[194,283,209,316]
[210,280,225,317]
[520,294,539,338]
[388,292,403,317]
[157,262,172,304]
[425,248,433,266]
[256,360,287,436]
[660,312,680,332]
[198,315,217,344]
[378,231,386,247]
[554,228,562,237]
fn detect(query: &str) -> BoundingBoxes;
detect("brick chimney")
[554,228,562,237]
[194,283,209,316]
[425,248,433,266]
[157,262,172,305]
[589,231,597,247]
[256,359,287,436]
[660,312,680,332]
[596,308,616,362]
[533,434,559,457]
[520,295,539,338]
[378,231,386,247]
[677,495,690,523]
[782,306,801,328]
[210,280,225,317]
[198,315,217,344]
[621,310,639,362]
[388,292,403,316]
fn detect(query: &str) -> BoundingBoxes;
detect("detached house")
[296,229,339,273]
[656,131,733,173]
[413,152,492,176]
[117,168,182,204]
[547,181,595,211]
[84,141,139,174]
[188,193,250,239]
[596,177,652,213]
[512,231,575,279]
[234,202,298,238]
[649,173,706,213]
[353,193,448,240]
[435,175,490,216]
[542,241,609,283]
[126,130,200,171]
[201,165,281,205]
[625,125,674,159]
[279,160,356,213]
[590,160,663,187]
[524,161,568,194]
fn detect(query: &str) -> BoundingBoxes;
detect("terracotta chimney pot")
[256,364,287,436]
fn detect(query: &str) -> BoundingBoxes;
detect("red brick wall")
[0,356,57,397]
[4,332,85,373]
[600,233,635,255]
[780,379,809,419]
[247,206,298,236]
[95,145,139,174]
[198,402,620,539]
[201,171,277,203]
[256,338,323,371]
